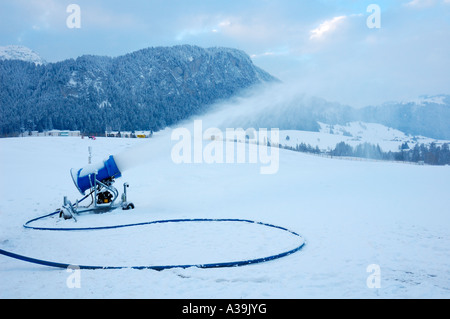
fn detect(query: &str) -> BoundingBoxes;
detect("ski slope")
[0,128,449,298]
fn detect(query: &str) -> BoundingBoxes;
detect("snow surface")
[0,130,449,299]
[278,122,450,153]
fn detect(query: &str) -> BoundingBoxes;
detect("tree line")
[282,141,450,166]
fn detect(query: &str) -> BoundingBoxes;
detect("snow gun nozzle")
[70,155,122,195]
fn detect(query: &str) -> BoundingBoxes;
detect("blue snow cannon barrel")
[71,156,122,195]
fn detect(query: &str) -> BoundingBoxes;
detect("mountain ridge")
[1,45,448,140]
[0,44,277,135]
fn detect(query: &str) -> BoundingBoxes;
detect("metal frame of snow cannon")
[59,156,135,220]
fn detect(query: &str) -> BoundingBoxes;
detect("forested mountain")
[2,45,449,140]
[0,45,277,135]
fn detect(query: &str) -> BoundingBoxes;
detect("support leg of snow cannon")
[121,183,135,210]
[59,196,77,221]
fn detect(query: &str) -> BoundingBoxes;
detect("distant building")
[47,130,61,137]
[135,131,153,138]
[106,131,120,137]
[25,130,81,137]
[122,131,132,138]
[105,130,153,138]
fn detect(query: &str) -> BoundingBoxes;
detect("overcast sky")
[1,0,449,107]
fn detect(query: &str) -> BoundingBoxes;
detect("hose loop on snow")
[0,213,305,270]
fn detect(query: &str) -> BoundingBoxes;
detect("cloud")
[2,0,448,107]
[13,0,66,30]
[404,0,437,8]
[175,15,226,41]
[221,17,276,41]
[250,51,278,59]
[250,47,290,59]
[174,14,289,51]
[82,6,144,30]
[309,16,347,40]
[175,27,214,41]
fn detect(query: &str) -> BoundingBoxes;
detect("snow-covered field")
[279,122,450,153]
[0,127,449,299]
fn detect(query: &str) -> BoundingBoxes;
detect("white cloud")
[309,16,347,40]
[175,27,214,41]
[250,47,290,59]
[218,20,232,28]
[404,0,437,8]
[14,0,65,31]
[251,51,276,59]
[175,15,281,44]
[175,16,229,41]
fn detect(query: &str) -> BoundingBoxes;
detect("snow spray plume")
[71,136,173,194]
[196,81,353,132]
[83,81,343,178]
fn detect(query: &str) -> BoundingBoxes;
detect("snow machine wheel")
[123,203,135,210]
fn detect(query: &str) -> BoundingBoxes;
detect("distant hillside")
[279,122,450,153]
[0,45,277,136]
[358,95,450,140]
[220,89,450,140]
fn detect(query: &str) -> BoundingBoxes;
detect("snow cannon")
[71,156,122,195]
[59,155,134,220]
